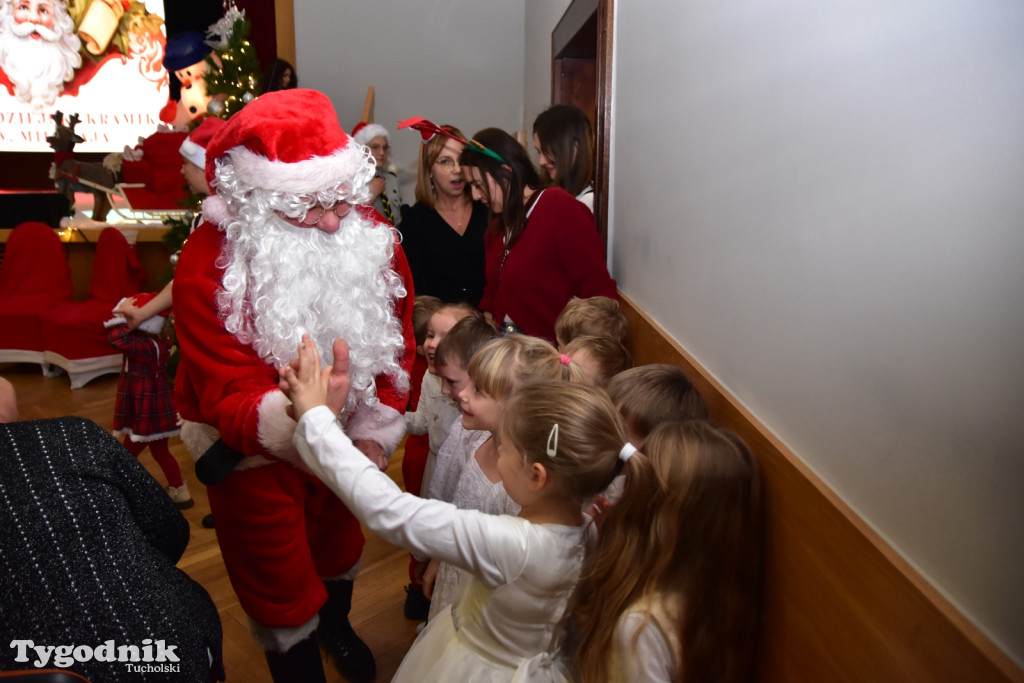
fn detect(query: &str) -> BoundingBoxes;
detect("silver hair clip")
[619,442,638,463]
[546,423,559,457]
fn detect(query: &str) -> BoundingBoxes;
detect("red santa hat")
[203,89,365,195]
[351,121,389,147]
[104,292,170,335]
[179,116,226,169]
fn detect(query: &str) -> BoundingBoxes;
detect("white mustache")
[9,19,61,42]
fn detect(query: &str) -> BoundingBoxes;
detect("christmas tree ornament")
[199,2,262,119]
[205,4,246,51]
[161,31,217,125]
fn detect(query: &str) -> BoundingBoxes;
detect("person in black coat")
[398,123,487,306]
[0,415,225,682]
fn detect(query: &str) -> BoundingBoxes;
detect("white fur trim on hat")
[104,297,164,335]
[138,316,166,335]
[225,142,370,196]
[352,123,388,147]
[179,137,206,169]
[346,402,405,455]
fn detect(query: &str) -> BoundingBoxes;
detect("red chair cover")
[86,226,149,301]
[40,227,148,387]
[0,222,72,363]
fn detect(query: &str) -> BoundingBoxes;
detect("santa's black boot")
[317,579,376,683]
[264,634,327,683]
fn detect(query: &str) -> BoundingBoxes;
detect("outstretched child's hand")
[280,334,335,421]
[281,337,354,419]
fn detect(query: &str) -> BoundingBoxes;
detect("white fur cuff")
[249,614,319,653]
[180,420,219,462]
[256,391,310,473]
[346,403,405,455]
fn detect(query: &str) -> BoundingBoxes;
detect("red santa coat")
[173,208,415,627]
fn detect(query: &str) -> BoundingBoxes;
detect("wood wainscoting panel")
[618,293,1023,683]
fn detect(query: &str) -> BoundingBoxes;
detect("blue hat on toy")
[163,31,212,72]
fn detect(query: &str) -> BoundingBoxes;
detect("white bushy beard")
[0,10,82,109]
[214,175,408,415]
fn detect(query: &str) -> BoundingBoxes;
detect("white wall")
[524,0,573,159]
[612,0,1024,665]
[294,0,528,202]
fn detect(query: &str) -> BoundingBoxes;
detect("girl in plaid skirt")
[106,291,190,508]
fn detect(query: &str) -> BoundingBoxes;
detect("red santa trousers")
[208,460,364,627]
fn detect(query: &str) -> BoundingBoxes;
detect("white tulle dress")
[425,419,485,504]
[428,436,521,622]
[295,406,589,682]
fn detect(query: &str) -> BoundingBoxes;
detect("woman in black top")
[399,124,487,306]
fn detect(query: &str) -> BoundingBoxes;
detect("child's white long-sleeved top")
[295,405,588,682]
[404,371,462,455]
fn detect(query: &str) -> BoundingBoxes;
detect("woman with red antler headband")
[396,118,487,307]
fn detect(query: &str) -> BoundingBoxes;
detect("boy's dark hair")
[435,313,499,369]
[606,363,708,445]
[412,295,443,347]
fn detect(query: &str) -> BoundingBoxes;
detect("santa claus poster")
[0,0,168,153]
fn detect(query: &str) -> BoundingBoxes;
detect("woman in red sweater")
[459,128,616,342]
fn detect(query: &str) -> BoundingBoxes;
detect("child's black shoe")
[403,584,430,621]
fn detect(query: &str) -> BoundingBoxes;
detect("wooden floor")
[4,363,420,682]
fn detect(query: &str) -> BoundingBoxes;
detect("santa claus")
[0,0,82,109]
[173,89,415,683]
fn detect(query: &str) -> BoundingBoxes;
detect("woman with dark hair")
[398,125,488,306]
[460,127,615,342]
[533,104,596,211]
[263,59,297,92]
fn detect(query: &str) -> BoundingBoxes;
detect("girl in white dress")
[425,334,583,621]
[405,302,478,489]
[572,420,764,683]
[416,314,498,620]
[282,335,629,682]
[422,315,499,505]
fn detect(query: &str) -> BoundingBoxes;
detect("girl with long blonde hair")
[574,420,764,683]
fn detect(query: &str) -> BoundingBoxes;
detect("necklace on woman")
[437,200,470,233]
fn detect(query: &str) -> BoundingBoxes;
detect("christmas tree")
[201,4,262,119]
[162,3,262,259]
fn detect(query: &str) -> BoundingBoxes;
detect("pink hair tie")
[559,354,571,366]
